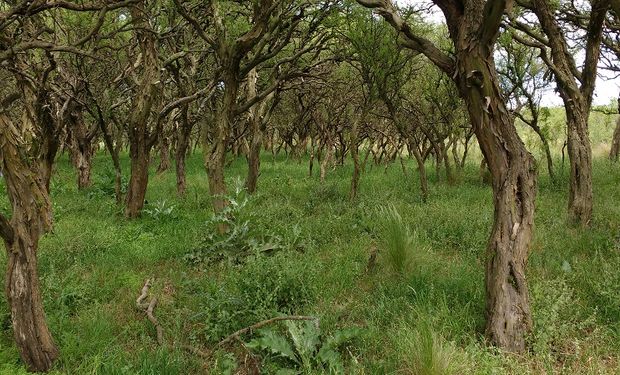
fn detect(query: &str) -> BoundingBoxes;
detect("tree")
[0,1,134,370]
[356,0,537,352]
[123,0,162,218]
[175,0,332,223]
[511,0,610,226]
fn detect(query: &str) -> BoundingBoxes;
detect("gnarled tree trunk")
[68,108,96,189]
[456,49,536,353]
[0,114,59,372]
[156,135,171,174]
[565,102,593,225]
[124,1,160,218]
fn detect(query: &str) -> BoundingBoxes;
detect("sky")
[390,0,620,107]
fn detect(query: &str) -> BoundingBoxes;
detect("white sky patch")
[391,0,619,106]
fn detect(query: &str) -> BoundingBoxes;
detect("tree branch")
[479,0,513,48]
[356,0,455,76]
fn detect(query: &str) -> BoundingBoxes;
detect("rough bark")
[565,103,593,225]
[67,107,96,189]
[156,135,171,174]
[125,145,150,218]
[456,50,536,353]
[245,69,276,194]
[0,114,59,372]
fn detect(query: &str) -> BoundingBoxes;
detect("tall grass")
[378,205,416,275]
[398,323,461,375]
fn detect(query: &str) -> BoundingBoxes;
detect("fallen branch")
[136,279,151,308]
[136,279,164,345]
[146,298,164,345]
[218,316,318,347]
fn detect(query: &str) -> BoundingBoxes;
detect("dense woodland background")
[1,0,620,373]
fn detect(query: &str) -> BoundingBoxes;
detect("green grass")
[0,148,619,374]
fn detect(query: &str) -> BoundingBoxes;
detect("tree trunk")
[245,69,264,195]
[156,136,171,174]
[125,144,150,219]
[5,228,58,373]
[320,142,334,184]
[124,1,160,218]
[99,112,123,204]
[541,135,555,181]
[0,115,59,372]
[409,141,429,202]
[441,142,455,185]
[610,117,620,162]
[308,137,316,177]
[175,108,192,196]
[349,109,365,201]
[67,104,96,190]
[565,103,593,226]
[246,140,261,194]
[356,0,537,354]
[74,142,94,189]
[457,52,537,353]
[205,70,238,231]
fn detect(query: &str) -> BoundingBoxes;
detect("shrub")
[185,179,289,264]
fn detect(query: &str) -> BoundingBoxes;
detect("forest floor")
[0,151,619,374]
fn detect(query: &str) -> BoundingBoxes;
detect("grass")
[377,204,417,276]
[0,145,619,374]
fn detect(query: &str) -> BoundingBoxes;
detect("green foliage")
[144,200,177,220]
[185,179,305,264]
[246,320,362,374]
[88,166,128,200]
[195,253,318,343]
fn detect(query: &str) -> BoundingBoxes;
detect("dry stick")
[146,298,164,345]
[136,279,164,345]
[136,279,151,307]
[217,316,318,347]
